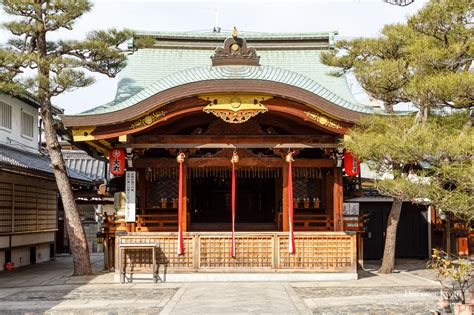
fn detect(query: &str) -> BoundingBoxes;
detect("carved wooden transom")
[200,94,271,124]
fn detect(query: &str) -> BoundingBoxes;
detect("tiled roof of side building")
[0,144,93,183]
[79,30,369,116]
[63,150,107,181]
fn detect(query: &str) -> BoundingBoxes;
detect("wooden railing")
[115,231,357,273]
[106,211,190,233]
[293,214,333,231]
[277,213,367,232]
[107,213,366,233]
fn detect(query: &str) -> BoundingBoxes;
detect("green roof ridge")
[133,30,338,41]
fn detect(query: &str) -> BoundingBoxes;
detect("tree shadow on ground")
[0,254,178,314]
[358,258,432,279]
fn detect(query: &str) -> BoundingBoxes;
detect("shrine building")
[61,29,374,281]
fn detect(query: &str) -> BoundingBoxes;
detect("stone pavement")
[0,254,442,314]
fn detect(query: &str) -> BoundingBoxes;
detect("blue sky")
[0,0,428,113]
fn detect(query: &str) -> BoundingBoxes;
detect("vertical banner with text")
[125,171,136,222]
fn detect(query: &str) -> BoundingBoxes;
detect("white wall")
[11,232,54,247]
[0,94,39,150]
[0,243,52,271]
[0,232,54,271]
[36,243,51,264]
[10,246,30,268]
[0,236,8,249]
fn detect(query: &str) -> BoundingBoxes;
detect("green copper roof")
[80,31,371,116]
[133,30,338,41]
[83,65,372,115]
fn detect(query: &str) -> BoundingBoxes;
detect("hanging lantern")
[285,152,294,163]
[109,148,125,176]
[231,150,240,164]
[176,152,185,163]
[344,151,360,177]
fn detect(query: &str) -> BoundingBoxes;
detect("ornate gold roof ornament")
[129,110,166,130]
[211,27,260,66]
[201,94,271,124]
[304,111,343,130]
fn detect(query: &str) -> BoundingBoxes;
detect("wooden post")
[182,164,188,232]
[11,183,15,234]
[138,169,147,212]
[109,236,115,272]
[114,235,119,272]
[325,169,333,216]
[357,234,364,268]
[103,238,109,271]
[187,166,192,229]
[273,233,280,269]
[351,234,357,273]
[333,168,343,231]
[193,235,200,270]
[445,214,451,255]
[282,166,289,232]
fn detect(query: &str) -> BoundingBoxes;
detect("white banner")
[125,171,136,222]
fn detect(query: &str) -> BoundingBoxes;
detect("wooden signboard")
[125,171,136,222]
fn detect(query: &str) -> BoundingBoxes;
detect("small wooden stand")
[119,243,159,283]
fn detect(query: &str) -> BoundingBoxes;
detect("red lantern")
[109,148,125,176]
[344,151,360,177]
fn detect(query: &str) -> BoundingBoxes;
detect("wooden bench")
[118,243,159,283]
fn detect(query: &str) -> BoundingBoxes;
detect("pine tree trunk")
[34,4,92,276]
[379,198,403,274]
[40,105,93,276]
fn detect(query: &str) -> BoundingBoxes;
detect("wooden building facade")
[0,94,92,271]
[62,30,374,278]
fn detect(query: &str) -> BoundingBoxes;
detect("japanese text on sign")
[125,171,136,222]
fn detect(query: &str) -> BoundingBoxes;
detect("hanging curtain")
[177,153,185,255]
[286,151,295,254]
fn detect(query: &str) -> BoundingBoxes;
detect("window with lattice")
[21,111,34,138]
[0,182,57,234]
[0,102,12,130]
[0,183,13,233]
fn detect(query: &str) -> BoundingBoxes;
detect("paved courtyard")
[0,254,442,314]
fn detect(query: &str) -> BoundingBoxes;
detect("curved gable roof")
[81,65,372,116]
[76,30,369,116]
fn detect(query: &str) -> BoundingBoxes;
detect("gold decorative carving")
[129,111,166,130]
[72,126,96,141]
[304,111,343,130]
[200,94,271,124]
[211,27,260,66]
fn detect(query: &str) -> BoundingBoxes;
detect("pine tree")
[0,0,132,275]
[321,0,473,273]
